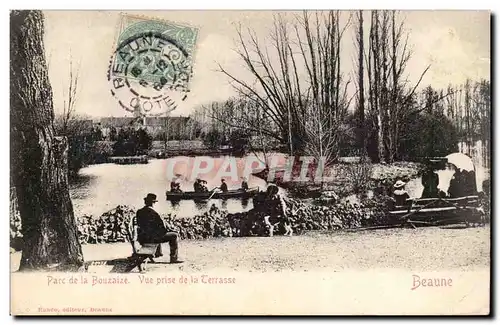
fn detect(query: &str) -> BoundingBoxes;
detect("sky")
[43,10,490,118]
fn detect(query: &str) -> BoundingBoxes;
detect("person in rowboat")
[220,178,228,193]
[170,176,182,193]
[241,177,249,191]
[194,179,208,192]
[193,179,201,192]
[200,179,209,192]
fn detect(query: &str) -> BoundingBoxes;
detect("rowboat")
[166,187,260,201]
[108,155,149,165]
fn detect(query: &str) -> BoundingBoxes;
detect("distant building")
[143,116,191,137]
[97,117,143,139]
[95,116,192,140]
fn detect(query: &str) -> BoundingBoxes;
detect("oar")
[207,187,221,200]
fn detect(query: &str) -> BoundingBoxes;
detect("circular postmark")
[107,29,194,117]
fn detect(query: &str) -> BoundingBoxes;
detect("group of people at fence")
[390,162,479,207]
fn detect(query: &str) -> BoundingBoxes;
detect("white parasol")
[445,153,475,172]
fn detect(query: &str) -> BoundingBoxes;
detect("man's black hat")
[144,193,158,203]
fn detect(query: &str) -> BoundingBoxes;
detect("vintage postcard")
[10,10,491,315]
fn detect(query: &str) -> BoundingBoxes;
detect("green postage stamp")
[108,14,199,116]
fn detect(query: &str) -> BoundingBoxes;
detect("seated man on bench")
[135,193,183,264]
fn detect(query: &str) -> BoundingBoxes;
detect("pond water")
[70,156,273,218]
[70,144,490,217]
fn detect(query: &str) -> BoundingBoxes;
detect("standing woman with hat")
[135,193,183,263]
[421,164,440,198]
[392,180,410,206]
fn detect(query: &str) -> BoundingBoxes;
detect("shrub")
[346,155,373,195]
[203,128,224,150]
[93,141,114,163]
[399,111,458,161]
[112,127,152,156]
[229,129,251,156]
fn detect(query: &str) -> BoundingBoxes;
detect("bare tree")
[205,97,281,142]
[253,104,274,169]
[354,10,366,153]
[57,54,81,136]
[217,19,300,154]
[297,11,353,165]
[218,11,352,165]
[445,79,490,167]
[367,10,430,163]
[10,10,84,271]
[477,79,491,169]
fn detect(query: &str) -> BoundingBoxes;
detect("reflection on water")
[69,174,97,199]
[70,157,269,218]
[71,147,489,217]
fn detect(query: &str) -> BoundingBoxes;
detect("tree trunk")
[372,12,386,163]
[10,10,84,271]
[390,12,398,162]
[357,10,366,153]
[380,13,390,163]
[287,106,293,156]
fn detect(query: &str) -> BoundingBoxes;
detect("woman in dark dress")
[421,166,440,198]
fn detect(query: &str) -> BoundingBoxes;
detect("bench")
[126,217,162,272]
